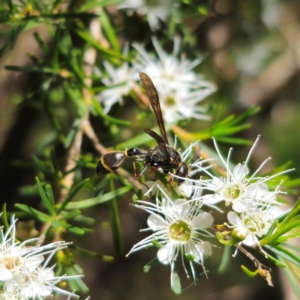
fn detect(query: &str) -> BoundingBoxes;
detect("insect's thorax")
[145,145,182,174]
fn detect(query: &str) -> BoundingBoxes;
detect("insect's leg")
[139,164,148,176]
[132,161,151,191]
[133,160,141,180]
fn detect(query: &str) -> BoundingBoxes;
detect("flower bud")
[231,226,247,244]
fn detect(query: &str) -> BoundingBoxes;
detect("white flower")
[95,48,137,114]
[127,185,214,285]
[198,136,291,213]
[261,0,282,28]
[133,37,216,124]
[227,203,284,256]
[118,0,176,31]
[0,216,81,299]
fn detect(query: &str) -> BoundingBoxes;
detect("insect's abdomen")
[96,152,125,177]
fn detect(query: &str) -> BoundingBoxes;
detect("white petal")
[200,241,212,258]
[24,255,44,270]
[243,233,258,246]
[147,214,168,231]
[0,268,13,281]
[39,268,55,280]
[267,206,284,219]
[178,181,202,198]
[157,242,176,265]
[21,281,52,298]
[233,164,248,181]
[186,241,212,262]
[227,211,241,225]
[232,200,248,213]
[173,199,190,218]
[201,194,223,204]
[191,212,214,229]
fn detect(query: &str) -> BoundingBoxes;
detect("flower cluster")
[127,136,292,290]
[127,185,213,290]
[118,0,176,31]
[95,38,215,124]
[189,136,292,254]
[95,47,139,115]
[0,216,80,299]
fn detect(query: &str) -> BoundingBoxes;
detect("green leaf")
[218,245,232,273]
[64,116,83,149]
[198,5,209,15]
[116,131,153,149]
[44,95,66,145]
[266,245,300,267]
[51,219,60,231]
[171,271,181,295]
[66,264,89,294]
[264,251,287,267]
[263,219,278,240]
[185,253,195,262]
[213,136,250,145]
[34,31,49,53]
[66,186,132,209]
[5,65,63,75]
[109,179,123,256]
[74,29,128,60]
[59,209,82,221]
[197,106,260,142]
[59,221,85,235]
[35,177,55,215]
[6,0,14,12]
[66,51,86,85]
[32,155,46,174]
[279,221,300,236]
[282,242,300,254]
[72,214,95,225]
[0,204,9,230]
[45,184,55,208]
[91,99,130,126]
[49,147,62,176]
[57,178,90,214]
[279,198,300,228]
[0,23,27,57]
[69,244,114,261]
[100,10,120,52]
[143,257,159,273]
[262,197,300,245]
[80,0,122,11]
[14,204,51,223]
[69,274,89,294]
[277,255,300,299]
[240,265,258,277]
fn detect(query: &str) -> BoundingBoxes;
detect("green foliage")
[261,197,300,246]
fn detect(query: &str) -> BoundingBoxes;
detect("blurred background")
[0,0,300,299]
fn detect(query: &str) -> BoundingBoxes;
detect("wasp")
[96,72,189,184]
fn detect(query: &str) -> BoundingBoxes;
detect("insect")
[96,72,189,183]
